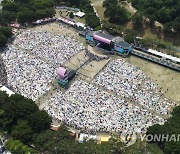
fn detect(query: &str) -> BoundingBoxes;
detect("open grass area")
[90,0,106,21]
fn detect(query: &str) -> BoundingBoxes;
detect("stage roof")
[57,67,67,78]
[95,31,114,41]
[117,41,131,48]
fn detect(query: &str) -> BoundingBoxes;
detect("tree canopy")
[103,0,130,25]
[0,91,52,144]
[0,27,12,47]
[131,0,180,32]
[0,0,55,24]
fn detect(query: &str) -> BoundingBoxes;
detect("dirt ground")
[33,22,87,46]
[65,48,109,82]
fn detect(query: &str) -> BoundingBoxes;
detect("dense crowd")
[93,59,176,115]
[1,29,86,100]
[44,80,165,134]
[2,45,55,101]
[14,30,85,66]
[1,27,177,135]
[0,56,7,86]
[93,59,146,98]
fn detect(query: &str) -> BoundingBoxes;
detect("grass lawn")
[90,0,106,21]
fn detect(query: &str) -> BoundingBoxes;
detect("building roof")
[0,86,15,96]
[147,49,180,63]
[57,67,67,78]
[117,41,131,49]
[57,17,76,26]
[99,135,111,143]
[86,31,94,37]
[76,22,86,28]
[93,35,112,44]
[74,11,85,18]
[95,31,114,41]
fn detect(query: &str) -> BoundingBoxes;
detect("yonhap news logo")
[120,131,180,147]
[120,131,137,147]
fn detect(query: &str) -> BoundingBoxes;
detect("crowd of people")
[85,49,108,61]
[1,25,177,135]
[44,80,165,134]
[14,30,85,66]
[1,29,86,100]
[2,45,55,101]
[0,56,8,86]
[93,59,146,98]
[93,59,176,115]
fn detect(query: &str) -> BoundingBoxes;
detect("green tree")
[11,120,33,143]
[172,17,180,32]
[0,11,16,25]
[124,29,137,43]
[0,91,9,108]
[103,0,118,8]
[132,12,143,28]
[0,34,7,47]
[104,5,130,24]
[157,7,171,23]
[28,110,52,132]
[0,27,12,37]
[5,139,37,154]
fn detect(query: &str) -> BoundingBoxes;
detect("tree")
[0,11,16,25]
[0,91,9,108]
[0,34,7,47]
[0,27,12,37]
[157,8,171,23]
[5,139,37,154]
[103,0,118,8]
[13,98,39,119]
[172,17,180,32]
[11,120,33,143]
[34,125,74,153]
[124,29,137,43]
[104,5,130,25]
[69,12,74,19]
[34,129,56,152]
[28,110,52,132]
[164,23,172,33]
[85,12,100,29]
[132,12,143,28]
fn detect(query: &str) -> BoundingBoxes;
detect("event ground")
[0,22,179,135]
